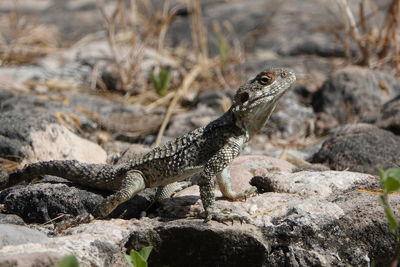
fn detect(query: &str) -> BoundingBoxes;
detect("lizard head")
[231,67,296,137]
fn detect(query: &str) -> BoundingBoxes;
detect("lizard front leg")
[199,136,250,223]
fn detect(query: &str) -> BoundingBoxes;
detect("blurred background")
[0,0,399,171]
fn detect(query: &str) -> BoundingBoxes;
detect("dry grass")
[326,0,400,74]
[0,10,60,65]
[92,0,245,144]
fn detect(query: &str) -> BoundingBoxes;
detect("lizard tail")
[1,160,111,190]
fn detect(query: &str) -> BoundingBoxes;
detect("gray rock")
[365,94,400,135]
[0,168,397,266]
[0,181,153,223]
[311,123,400,174]
[134,170,396,267]
[312,67,400,125]
[0,214,25,225]
[0,219,134,267]
[261,91,316,139]
[0,91,110,165]
[165,105,221,138]
[0,224,49,249]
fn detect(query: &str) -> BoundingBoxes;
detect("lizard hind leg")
[93,170,146,218]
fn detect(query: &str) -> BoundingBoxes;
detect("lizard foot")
[204,208,250,225]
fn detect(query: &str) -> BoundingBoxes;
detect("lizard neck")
[232,100,279,140]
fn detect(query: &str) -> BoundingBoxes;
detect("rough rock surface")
[0,219,133,267]
[0,170,394,267]
[312,66,400,125]
[0,91,112,165]
[0,179,154,223]
[311,123,400,174]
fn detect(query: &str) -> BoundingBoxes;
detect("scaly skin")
[0,67,296,222]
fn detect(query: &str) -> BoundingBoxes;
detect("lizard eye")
[236,92,249,104]
[258,72,275,85]
[281,71,287,78]
[259,76,271,85]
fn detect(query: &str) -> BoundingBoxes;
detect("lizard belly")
[148,166,204,187]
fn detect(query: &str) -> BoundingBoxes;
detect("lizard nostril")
[237,92,249,104]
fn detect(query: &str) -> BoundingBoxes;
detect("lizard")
[0,67,296,222]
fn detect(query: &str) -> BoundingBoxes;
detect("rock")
[277,32,349,57]
[0,170,397,266]
[227,155,295,193]
[165,105,221,138]
[250,171,377,196]
[311,123,400,174]
[0,219,134,267]
[194,90,233,111]
[0,224,49,249]
[261,91,316,139]
[312,66,400,125]
[170,155,295,201]
[366,94,400,135]
[130,171,397,267]
[0,180,153,223]
[0,91,109,165]
[0,214,25,225]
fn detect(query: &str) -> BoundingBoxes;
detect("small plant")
[57,254,79,267]
[125,246,153,267]
[377,167,400,266]
[151,67,171,96]
[218,35,229,67]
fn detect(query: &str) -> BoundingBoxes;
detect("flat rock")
[312,66,400,126]
[311,123,400,174]
[0,224,49,249]
[250,170,377,197]
[0,219,133,267]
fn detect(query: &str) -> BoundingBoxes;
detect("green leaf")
[384,176,400,193]
[129,250,147,267]
[138,246,153,261]
[125,254,133,266]
[376,167,386,182]
[57,255,79,267]
[386,168,400,179]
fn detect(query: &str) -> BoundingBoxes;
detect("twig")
[154,64,203,146]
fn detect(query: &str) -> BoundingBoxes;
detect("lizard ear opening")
[236,92,249,104]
